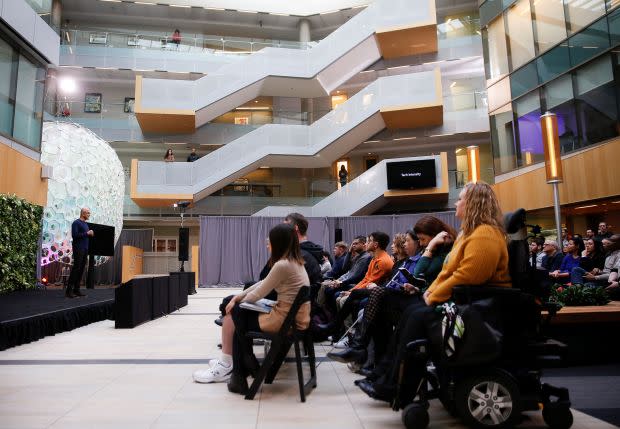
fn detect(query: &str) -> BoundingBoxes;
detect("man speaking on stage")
[66,207,94,298]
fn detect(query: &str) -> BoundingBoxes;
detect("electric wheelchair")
[393,209,573,429]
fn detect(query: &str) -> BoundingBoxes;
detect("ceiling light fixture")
[574,204,598,209]
[134,1,157,5]
[170,4,191,8]
[393,137,417,141]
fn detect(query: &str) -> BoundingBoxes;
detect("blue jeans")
[570,267,587,285]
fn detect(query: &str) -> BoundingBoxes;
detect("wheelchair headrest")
[504,208,527,234]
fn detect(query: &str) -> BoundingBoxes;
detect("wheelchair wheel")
[455,371,521,429]
[542,405,573,429]
[401,403,429,429]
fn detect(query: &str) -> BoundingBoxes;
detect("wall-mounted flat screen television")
[386,159,437,190]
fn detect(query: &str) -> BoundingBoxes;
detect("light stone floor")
[0,288,617,429]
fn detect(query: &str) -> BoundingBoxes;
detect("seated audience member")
[606,268,619,299]
[320,251,332,276]
[284,213,324,294]
[328,230,420,364]
[325,241,349,279]
[321,237,371,315]
[389,233,409,268]
[193,223,310,394]
[216,214,321,325]
[582,235,620,286]
[328,215,456,366]
[164,149,175,162]
[585,228,595,240]
[541,240,564,272]
[596,222,613,241]
[550,237,584,284]
[570,238,606,284]
[319,232,394,337]
[529,236,546,270]
[411,216,457,285]
[357,182,511,404]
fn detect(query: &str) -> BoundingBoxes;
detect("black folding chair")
[245,286,317,402]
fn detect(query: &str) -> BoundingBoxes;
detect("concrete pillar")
[298,19,311,44]
[51,0,62,32]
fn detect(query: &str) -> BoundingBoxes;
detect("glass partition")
[0,38,16,137]
[532,0,567,54]
[506,0,536,70]
[574,55,619,147]
[60,29,312,55]
[483,15,509,82]
[490,105,517,174]
[514,91,543,167]
[565,0,606,34]
[0,36,45,151]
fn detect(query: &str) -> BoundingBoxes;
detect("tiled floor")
[0,288,617,429]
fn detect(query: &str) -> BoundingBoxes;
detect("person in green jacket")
[412,215,457,286]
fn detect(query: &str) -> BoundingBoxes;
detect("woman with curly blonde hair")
[357,182,512,403]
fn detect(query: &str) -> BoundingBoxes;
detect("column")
[298,19,311,44]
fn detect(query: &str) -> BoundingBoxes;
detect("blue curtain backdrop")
[199,213,458,286]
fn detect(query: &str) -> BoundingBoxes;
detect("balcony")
[59,29,311,73]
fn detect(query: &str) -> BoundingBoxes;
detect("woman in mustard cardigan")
[358,181,511,403]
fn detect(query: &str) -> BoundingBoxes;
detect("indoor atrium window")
[490,104,517,174]
[514,90,544,166]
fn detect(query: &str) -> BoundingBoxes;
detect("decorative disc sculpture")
[40,122,124,266]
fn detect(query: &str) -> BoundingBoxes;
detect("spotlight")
[41,277,48,285]
[58,77,77,94]
[175,201,191,209]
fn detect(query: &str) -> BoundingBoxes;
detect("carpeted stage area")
[0,288,114,351]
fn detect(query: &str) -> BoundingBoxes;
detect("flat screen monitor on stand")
[85,223,115,289]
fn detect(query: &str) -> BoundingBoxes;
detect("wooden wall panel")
[122,245,144,284]
[130,159,194,207]
[0,144,48,206]
[494,138,620,213]
[191,245,199,286]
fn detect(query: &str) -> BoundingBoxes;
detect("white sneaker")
[334,337,349,349]
[208,359,218,367]
[193,360,232,383]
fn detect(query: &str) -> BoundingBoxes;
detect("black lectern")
[86,223,115,289]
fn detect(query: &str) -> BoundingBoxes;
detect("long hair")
[392,233,407,259]
[268,223,305,267]
[570,237,585,255]
[460,181,505,237]
[413,215,458,242]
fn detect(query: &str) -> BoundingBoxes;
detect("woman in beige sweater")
[193,223,310,394]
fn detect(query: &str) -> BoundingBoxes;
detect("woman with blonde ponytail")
[357,182,512,403]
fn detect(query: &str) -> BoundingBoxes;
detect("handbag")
[430,297,504,366]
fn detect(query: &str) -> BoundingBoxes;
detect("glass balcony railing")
[44,99,336,142]
[443,91,488,111]
[60,29,313,55]
[43,88,487,145]
[436,16,481,40]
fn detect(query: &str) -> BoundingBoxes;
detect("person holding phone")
[358,182,511,404]
[329,215,456,367]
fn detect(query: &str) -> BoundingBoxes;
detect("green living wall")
[0,194,43,293]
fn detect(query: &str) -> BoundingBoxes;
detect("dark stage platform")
[0,288,115,351]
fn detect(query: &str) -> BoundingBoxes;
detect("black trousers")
[231,304,261,377]
[366,289,421,362]
[374,303,440,402]
[67,248,88,293]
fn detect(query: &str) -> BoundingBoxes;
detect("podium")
[86,223,115,289]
